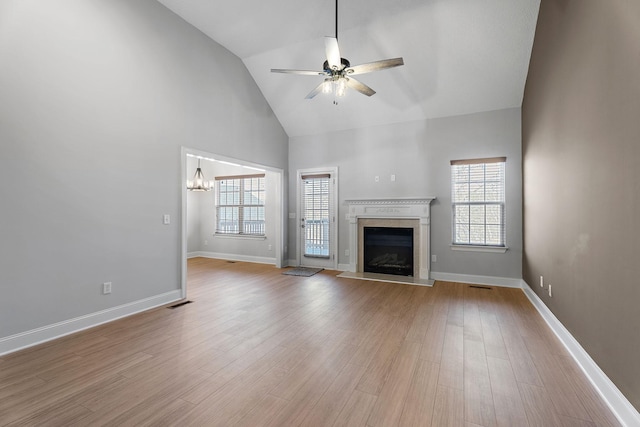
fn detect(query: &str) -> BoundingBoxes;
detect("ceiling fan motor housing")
[323,58,351,74]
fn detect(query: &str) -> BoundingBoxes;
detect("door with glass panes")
[298,170,337,269]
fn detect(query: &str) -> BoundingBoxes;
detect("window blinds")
[451,158,506,246]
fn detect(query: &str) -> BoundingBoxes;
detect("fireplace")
[343,198,435,286]
[363,226,414,276]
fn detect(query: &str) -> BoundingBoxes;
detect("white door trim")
[296,167,338,270]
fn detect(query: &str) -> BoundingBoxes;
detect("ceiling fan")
[271,0,404,102]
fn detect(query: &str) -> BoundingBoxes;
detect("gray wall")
[289,108,522,279]
[0,0,287,338]
[523,0,640,410]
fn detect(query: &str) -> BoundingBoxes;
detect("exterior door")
[298,169,337,269]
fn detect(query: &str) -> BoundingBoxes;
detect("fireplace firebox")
[363,227,414,276]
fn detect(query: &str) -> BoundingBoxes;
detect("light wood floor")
[0,258,620,426]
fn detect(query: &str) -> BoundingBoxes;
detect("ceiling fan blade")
[305,81,326,99]
[346,57,404,75]
[271,69,326,76]
[324,37,342,70]
[346,77,376,97]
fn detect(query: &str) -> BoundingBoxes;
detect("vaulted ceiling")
[157,0,540,137]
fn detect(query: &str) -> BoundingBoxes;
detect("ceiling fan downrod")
[335,0,338,40]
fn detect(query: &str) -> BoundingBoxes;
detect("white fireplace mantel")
[344,197,436,285]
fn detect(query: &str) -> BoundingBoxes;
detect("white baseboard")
[521,281,640,427]
[337,263,350,271]
[430,271,523,288]
[190,251,276,266]
[0,290,182,356]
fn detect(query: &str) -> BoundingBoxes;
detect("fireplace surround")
[342,198,436,286]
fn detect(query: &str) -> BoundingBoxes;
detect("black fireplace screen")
[363,227,413,276]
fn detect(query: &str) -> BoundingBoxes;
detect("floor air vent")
[468,285,493,290]
[168,300,193,309]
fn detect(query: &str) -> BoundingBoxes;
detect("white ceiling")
[157,0,540,137]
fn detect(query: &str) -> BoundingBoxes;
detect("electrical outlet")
[345,249,350,257]
[375,176,380,182]
[268,244,273,251]
[163,214,170,225]
[540,275,544,288]
[431,254,437,262]
[204,240,208,246]
[548,284,552,297]
[103,282,112,295]
[391,174,396,182]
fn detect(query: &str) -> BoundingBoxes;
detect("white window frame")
[215,174,266,237]
[450,157,507,253]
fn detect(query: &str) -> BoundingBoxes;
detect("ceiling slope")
[157,0,540,137]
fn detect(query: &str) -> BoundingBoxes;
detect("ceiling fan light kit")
[271,0,404,103]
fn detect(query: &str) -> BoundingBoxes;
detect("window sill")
[450,245,508,253]
[214,234,267,241]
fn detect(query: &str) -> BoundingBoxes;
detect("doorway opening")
[180,147,285,299]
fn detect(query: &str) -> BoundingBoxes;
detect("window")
[301,174,331,257]
[451,157,506,247]
[215,174,265,236]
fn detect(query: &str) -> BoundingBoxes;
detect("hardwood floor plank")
[234,394,290,427]
[437,324,464,390]
[558,415,597,427]
[264,343,360,426]
[446,283,465,327]
[499,322,543,387]
[356,318,406,395]
[36,350,153,384]
[464,337,497,427]
[519,382,566,427]
[269,331,355,401]
[299,362,368,426]
[419,309,448,363]
[332,390,378,427]
[525,335,593,422]
[349,311,397,368]
[479,311,509,360]
[179,344,292,405]
[100,396,195,427]
[556,355,622,427]
[7,399,92,427]
[432,385,465,427]
[366,340,421,426]
[0,352,82,383]
[397,359,440,427]
[175,366,288,426]
[0,258,620,427]
[405,302,434,344]
[0,376,46,401]
[463,286,484,343]
[486,356,529,427]
[71,368,212,426]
